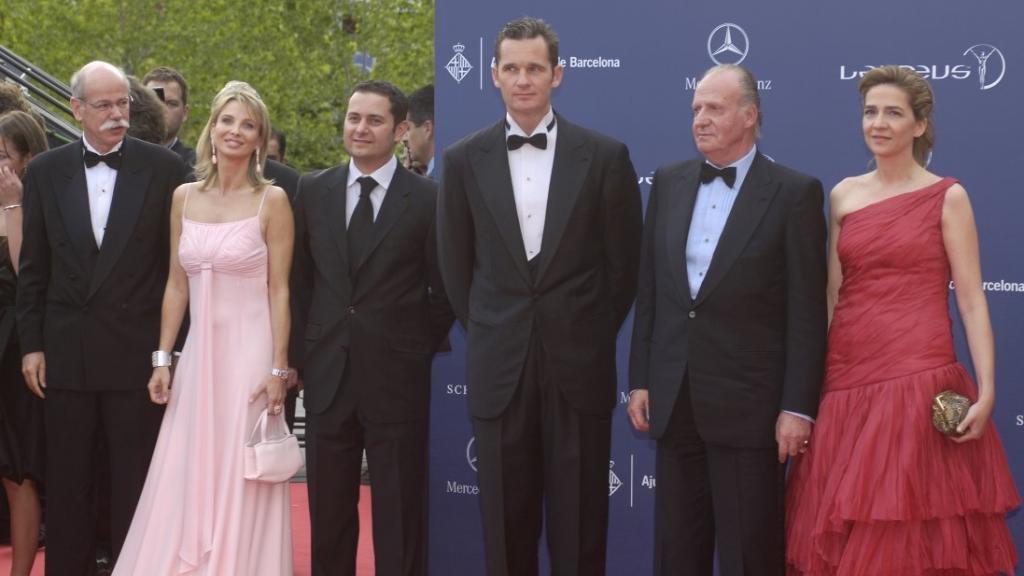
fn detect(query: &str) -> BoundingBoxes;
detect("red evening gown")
[786,177,1019,575]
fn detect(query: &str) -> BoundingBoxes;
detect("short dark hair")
[350,80,408,125]
[407,84,433,126]
[127,76,167,144]
[493,17,560,69]
[142,66,189,106]
[0,82,31,115]
[270,128,286,158]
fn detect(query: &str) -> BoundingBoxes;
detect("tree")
[0,0,434,170]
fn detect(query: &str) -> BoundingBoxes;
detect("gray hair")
[70,61,129,99]
[701,64,762,136]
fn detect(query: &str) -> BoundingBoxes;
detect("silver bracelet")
[270,367,291,380]
[2,204,21,212]
[152,350,173,368]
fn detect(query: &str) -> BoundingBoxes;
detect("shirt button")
[688,310,696,319]
[704,238,709,243]
[699,271,704,277]
[711,204,717,209]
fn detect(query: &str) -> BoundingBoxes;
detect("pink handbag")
[244,409,304,483]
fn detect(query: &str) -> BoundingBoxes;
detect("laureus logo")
[963,44,1005,90]
[707,23,749,65]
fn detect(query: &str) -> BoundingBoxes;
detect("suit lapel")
[324,165,351,276]
[469,120,531,285]
[534,116,591,284]
[89,138,150,297]
[54,142,100,269]
[694,153,779,306]
[352,165,410,276]
[664,163,700,302]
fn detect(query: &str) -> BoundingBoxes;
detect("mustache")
[100,119,130,131]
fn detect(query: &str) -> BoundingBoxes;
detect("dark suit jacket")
[169,138,196,169]
[438,115,643,419]
[291,163,452,421]
[264,159,299,202]
[17,137,187,391]
[629,153,827,446]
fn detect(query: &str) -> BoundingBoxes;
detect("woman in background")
[0,110,47,576]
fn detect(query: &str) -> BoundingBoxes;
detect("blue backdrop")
[429,2,1024,573]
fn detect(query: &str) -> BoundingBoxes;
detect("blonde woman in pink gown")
[113,81,295,575]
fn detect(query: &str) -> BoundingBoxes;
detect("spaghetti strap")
[255,186,270,219]
[181,184,193,222]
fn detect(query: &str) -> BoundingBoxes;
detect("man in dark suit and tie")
[438,17,643,576]
[17,60,186,575]
[291,80,452,576]
[627,64,828,576]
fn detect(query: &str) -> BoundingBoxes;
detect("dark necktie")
[506,117,557,151]
[84,149,123,170]
[348,176,377,273]
[699,163,737,188]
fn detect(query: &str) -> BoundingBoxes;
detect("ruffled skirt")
[786,363,1019,575]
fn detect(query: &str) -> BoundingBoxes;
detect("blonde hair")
[858,66,935,167]
[194,81,271,190]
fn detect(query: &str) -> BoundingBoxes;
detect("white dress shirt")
[346,155,398,227]
[507,108,557,262]
[83,137,123,247]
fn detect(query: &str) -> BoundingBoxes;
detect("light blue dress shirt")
[685,145,757,299]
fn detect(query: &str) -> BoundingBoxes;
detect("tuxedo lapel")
[664,163,700,302]
[89,138,149,298]
[54,142,100,270]
[469,120,531,285]
[320,165,352,292]
[534,117,591,284]
[694,154,778,306]
[352,165,410,277]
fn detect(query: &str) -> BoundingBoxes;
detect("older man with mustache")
[17,60,187,575]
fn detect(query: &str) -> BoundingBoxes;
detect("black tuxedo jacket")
[629,153,827,446]
[169,138,196,169]
[291,163,452,421]
[438,115,643,419]
[17,137,187,391]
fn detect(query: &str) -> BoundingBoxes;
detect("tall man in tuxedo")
[627,64,827,576]
[291,80,452,576]
[17,60,186,575]
[438,17,642,576]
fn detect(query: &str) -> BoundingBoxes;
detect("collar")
[83,136,124,156]
[347,155,398,190]
[704,145,757,187]
[505,108,556,137]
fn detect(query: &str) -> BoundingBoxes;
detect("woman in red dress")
[785,65,1019,575]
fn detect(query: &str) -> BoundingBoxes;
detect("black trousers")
[305,376,428,576]
[654,375,784,576]
[44,388,162,576]
[473,338,612,576]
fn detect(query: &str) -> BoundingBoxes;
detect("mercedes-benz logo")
[707,23,750,65]
[466,437,478,472]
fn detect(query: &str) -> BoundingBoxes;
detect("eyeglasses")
[75,95,133,113]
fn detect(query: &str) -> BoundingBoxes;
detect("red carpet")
[0,482,376,575]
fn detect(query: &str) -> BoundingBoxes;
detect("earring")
[211,138,217,165]
[255,147,262,174]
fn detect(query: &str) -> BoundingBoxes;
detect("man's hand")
[22,351,46,399]
[775,411,812,463]
[627,389,650,433]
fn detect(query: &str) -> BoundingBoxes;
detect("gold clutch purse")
[931,390,971,436]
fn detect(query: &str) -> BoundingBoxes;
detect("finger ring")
[802,440,810,446]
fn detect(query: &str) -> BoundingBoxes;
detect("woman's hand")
[0,166,24,207]
[148,367,171,405]
[952,398,994,443]
[250,372,288,415]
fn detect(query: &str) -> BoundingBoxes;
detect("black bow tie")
[506,117,557,151]
[699,163,736,188]
[84,149,123,170]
